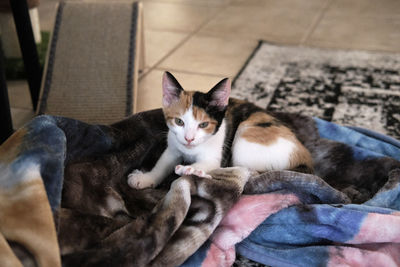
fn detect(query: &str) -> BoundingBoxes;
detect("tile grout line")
[299,0,334,45]
[153,66,229,78]
[143,0,229,8]
[139,4,229,81]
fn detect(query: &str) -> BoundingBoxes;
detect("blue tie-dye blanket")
[0,109,399,267]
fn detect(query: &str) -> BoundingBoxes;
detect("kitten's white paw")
[175,165,212,179]
[127,170,155,189]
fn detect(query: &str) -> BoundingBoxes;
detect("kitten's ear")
[208,78,231,109]
[162,72,184,107]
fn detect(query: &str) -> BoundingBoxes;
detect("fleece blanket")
[0,109,399,267]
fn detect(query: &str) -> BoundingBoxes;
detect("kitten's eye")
[175,118,184,126]
[198,122,209,128]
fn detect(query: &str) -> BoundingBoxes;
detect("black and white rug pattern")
[233,42,400,267]
[232,41,400,140]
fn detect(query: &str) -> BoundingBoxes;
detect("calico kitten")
[127,72,313,189]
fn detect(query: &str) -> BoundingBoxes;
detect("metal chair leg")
[10,0,42,111]
[0,43,13,144]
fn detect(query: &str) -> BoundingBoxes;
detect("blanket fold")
[1,109,399,267]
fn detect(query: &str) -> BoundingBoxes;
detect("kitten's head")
[162,71,231,149]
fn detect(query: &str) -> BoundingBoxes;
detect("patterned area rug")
[232,41,400,267]
[232,41,400,140]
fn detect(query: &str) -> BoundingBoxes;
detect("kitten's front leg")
[127,170,157,189]
[128,148,180,189]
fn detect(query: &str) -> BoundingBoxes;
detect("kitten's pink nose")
[185,137,194,143]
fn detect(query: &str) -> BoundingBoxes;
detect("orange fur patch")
[163,91,194,124]
[289,144,314,173]
[237,112,313,171]
[192,106,217,134]
[238,112,290,145]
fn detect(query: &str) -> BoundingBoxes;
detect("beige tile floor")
[6,0,400,129]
